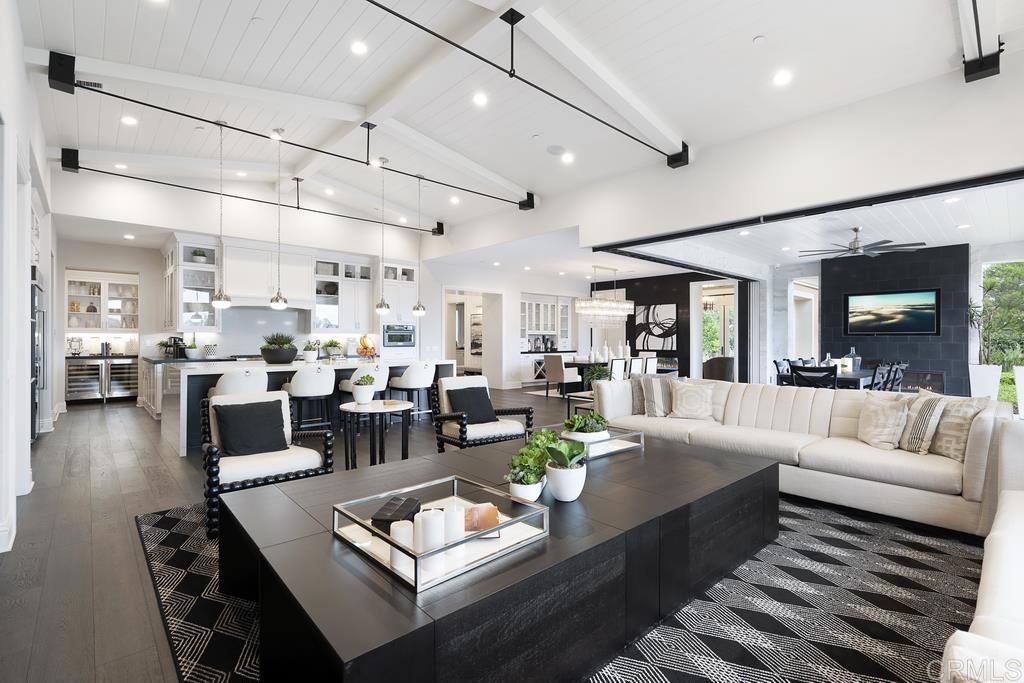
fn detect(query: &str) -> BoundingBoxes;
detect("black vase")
[261,347,297,364]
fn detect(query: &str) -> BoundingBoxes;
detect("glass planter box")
[540,425,645,461]
[332,475,548,592]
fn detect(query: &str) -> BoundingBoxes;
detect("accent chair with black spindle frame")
[201,391,333,538]
[430,375,533,453]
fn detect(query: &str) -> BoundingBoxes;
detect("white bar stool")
[282,365,336,430]
[388,362,436,421]
[207,368,268,398]
[339,363,390,432]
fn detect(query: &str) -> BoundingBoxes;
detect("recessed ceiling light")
[370,157,385,168]
[449,195,460,205]
[123,234,136,240]
[472,91,488,107]
[120,115,138,126]
[558,271,565,276]
[957,224,972,229]
[781,246,791,252]
[351,41,368,56]
[585,275,592,280]
[523,266,531,271]
[236,171,247,177]
[269,129,284,140]
[324,187,335,196]
[546,144,565,157]
[114,163,127,170]
[739,230,751,236]
[560,151,575,165]
[399,216,407,224]
[943,196,961,204]
[772,68,793,87]
[492,261,501,267]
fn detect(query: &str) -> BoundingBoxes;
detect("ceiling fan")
[798,226,925,258]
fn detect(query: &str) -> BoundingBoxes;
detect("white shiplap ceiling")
[19,0,1024,236]
[630,178,1024,267]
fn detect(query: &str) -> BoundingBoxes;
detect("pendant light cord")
[380,160,386,299]
[277,138,282,291]
[417,177,422,302]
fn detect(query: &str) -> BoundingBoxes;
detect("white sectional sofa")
[593,379,1013,536]
[942,422,1024,680]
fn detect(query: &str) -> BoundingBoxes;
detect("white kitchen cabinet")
[558,299,572,350]
[66,270,141,333]
[381,279,420,323]
[223,246,272,299]
[160,238,221,332]
[340,280,373,334]
[279,252,313,304]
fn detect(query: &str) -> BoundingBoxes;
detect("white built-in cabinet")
[519,295,574,351]
[161,238,221,333]
[221,246,313,308]
[313,259,373,334]
[66,270,140,332]
[380,262,419,323]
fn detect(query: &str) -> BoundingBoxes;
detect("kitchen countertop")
[521,350,577,355]
[165,358,457,377]
[66,354,139,360]
[140,355,247,365]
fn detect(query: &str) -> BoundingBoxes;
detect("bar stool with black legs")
[388,361,436,422]
[281,365,336,431]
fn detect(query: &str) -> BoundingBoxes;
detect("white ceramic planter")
[509,480,544,502]
[560,429,610,443]
[969,364,1002,400]
[352,385,376,405]
[303,350,319,362]
[545,462,586,502]
[184,348,201,359]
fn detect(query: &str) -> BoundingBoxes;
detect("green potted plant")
[561,412,609,443]
[302,340,320,363]
[184,340,201,360]
[351,373,377,405]
[323,338,343,357]
[584,365,611,386]
[191,248,209,264]
[504,429,559,501]
[260,332,297,364]
[545,439,587,502]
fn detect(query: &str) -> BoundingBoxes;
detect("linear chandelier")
[46,51,535,211]
[362,1,689,168]
[575,266,634,327]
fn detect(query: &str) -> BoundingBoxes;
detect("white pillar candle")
[443,504,464,543]
[389,520,414,580]
[414,509,445,576]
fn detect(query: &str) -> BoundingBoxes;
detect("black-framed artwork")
[635,304,676,351]
[844,289,941,336]
[469,313,483,355]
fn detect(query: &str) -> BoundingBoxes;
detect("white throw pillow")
[898,393,947,454]
[668,381,714,420]
[857,393,911,450]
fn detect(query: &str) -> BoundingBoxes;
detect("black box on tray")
[371,496,421,533]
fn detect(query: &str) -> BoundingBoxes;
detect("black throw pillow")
[447,386,498,424]
[213,400,289,456]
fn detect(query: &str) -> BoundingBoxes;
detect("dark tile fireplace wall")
[819,244,970,395]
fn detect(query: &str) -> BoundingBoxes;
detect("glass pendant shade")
[375,297,391,315]
[211,289,232,309]
[270,291,288,310]
[412,301,426,317]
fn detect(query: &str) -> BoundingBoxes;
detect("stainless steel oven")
[383,324,416,347]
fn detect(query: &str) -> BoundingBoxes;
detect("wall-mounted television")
[844,289,940,336]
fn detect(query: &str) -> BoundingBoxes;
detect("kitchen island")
[161,359,456,457]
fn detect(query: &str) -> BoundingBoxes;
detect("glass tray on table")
[539,424,645,461]
[332,475,548,592]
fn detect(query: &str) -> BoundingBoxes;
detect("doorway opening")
[790,276,819,362]
[690,280,738,381]
[444,289,501,379]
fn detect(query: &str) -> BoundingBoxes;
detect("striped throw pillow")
[898,393,948,454]
[641,376,676,417]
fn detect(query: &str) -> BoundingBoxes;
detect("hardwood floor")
[0,387,567,682]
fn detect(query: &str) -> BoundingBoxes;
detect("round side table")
[340,399,414,469]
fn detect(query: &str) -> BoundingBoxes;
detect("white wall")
[0,0,50,552]
[420,262,589,389]
[768,262,821,379]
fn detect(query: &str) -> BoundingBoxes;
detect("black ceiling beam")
[65,150,441,234]
[47,51,530,210]
[361,1,688,168]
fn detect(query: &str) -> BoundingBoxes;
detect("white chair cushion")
[442,418,525,441]
[798,437,963,495]
[209,391,292,447]
[688,425,823,465]
[608,415,718,444]
[218,444,323,485]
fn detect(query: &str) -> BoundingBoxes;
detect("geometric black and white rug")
[591,497,983,683]
[138,497,982,683]
[136,504,259,683]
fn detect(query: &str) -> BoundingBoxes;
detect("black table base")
[342,409,411,469]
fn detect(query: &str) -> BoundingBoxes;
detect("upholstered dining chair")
[207,367,268,398]
[281,365,336,430]
[200,391,333,538]
[543,355,580,397]
[702,356,735,381]
[627,357,644,377]
[791,365,838,389]
[608,358,627,380]
[642,356,658,374]
[431,375,533,453]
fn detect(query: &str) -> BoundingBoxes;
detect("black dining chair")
[773,359,793,386]
[869,363,893,390]
[885,362,909,392]
[791,365,838,389]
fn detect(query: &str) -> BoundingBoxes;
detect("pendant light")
[411,175,426,317]
[575,265,634,326]
[269,131,288,310]
[211,122,232,309]
[374,157,391,316]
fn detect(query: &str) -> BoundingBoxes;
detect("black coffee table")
[218,437,778,682]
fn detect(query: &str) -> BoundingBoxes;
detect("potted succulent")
[504,429,559,501]
[191,248,209,264]
[323,338,343,357]
[302,340,320,363]
[351,374,377,405]
[184,341,202,359]
[545,439,587,502]
[561,412,610,443]
[260,332,298,364]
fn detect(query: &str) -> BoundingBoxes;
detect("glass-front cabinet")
[314,260,341,331]
[66,270,140,332]
[180,266,217,331]
[162,238,221,332]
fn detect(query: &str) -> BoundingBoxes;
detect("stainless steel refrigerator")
[31,266,45,442]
